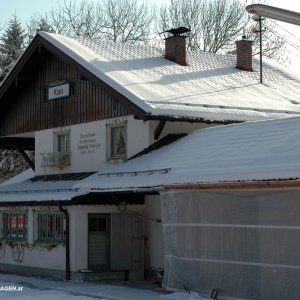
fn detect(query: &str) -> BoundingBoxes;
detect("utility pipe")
[59,202,70,281]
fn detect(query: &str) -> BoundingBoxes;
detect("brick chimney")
[235,37,253,71]
[165,35,187,66]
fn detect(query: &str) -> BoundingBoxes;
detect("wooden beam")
[154,120,166,140]
[16,147,35,171]
[17,75,34,81]
[165,180,300,191]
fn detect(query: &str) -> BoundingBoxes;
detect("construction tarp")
[161,189,300,300]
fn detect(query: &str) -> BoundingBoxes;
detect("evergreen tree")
[0,14,25,81]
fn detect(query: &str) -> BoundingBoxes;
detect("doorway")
[88,214,110,271]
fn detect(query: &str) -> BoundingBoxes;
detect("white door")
[88,214,110,270]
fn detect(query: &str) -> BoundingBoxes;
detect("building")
[0,30,299,288]
[75,116,300,300]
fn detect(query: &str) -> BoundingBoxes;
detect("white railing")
[41,152,71,167]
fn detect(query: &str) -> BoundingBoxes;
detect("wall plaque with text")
[48,81,70,100]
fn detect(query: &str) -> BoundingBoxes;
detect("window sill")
[107,156,127,164]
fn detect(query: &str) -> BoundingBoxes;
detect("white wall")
[68,204,146,272]
[0,197,164,277]
[69,198,164,272]
[35,117,219,176]
[0,207,65,271]
[35,116,150,175]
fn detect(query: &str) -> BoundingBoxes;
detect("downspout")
[59,202,70,281]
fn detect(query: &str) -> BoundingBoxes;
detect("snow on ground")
[0,273,208,300]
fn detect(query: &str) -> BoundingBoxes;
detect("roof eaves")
[0,35,41,100]
[164,179,300,191]
[137,114,242,124]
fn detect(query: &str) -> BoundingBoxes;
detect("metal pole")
[59,203,70,281]
[259,16,263,84]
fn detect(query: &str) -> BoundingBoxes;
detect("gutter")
[59,202,70,281]
[134,114,241,125]
[164,180,300,191]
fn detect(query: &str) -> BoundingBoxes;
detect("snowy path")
[0,273,206,300]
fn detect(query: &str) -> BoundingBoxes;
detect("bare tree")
[102,0,154,43]
[158,0,245,52]
[26,1,104,39]
[157,0,285,61]
[51,0,105,38]
[158,0,203,50]
[26,15,55,45]
[248,18,287,63]
[26,0,154,44]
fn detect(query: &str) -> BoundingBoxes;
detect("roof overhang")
[164,180,300,191]
[0,137,34,151]
[135,114,241,124]
[246,4,300,26]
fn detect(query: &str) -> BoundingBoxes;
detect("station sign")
[48,81,70,100]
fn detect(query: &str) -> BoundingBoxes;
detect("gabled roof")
[1,31,300,125]
[75,116,300,191]
[36,32,300,122]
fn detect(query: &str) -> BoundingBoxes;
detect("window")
[3,213,27,241]
[51,131,71,166]
[107,123,127,162]
[36,213,65,242]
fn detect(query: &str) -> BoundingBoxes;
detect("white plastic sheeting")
[161,189,300,300]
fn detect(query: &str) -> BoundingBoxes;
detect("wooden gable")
[0,35,145,137]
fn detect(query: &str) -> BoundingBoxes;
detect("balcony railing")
[41,152,71,167]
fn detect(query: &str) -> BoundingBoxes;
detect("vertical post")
[259,16,263,84]
[59,203,70,281]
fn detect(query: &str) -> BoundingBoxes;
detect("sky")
[0,0,299,71]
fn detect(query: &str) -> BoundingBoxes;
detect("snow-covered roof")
[0,175,88,202]
[0,169,34,186]
[39,32,300,122]
[75,116,300,191]
[1,117,300,200]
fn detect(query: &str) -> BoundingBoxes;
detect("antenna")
[252,16,265,84]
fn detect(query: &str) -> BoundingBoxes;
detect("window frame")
[1,211,28,242]
[106,121,127,162]
[52,130,71,166]
[34,211,65,244]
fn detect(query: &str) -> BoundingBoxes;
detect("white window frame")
[106,122,127,162]
[52,130,71,166]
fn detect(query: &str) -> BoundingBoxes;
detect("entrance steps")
[77,270,126,281]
